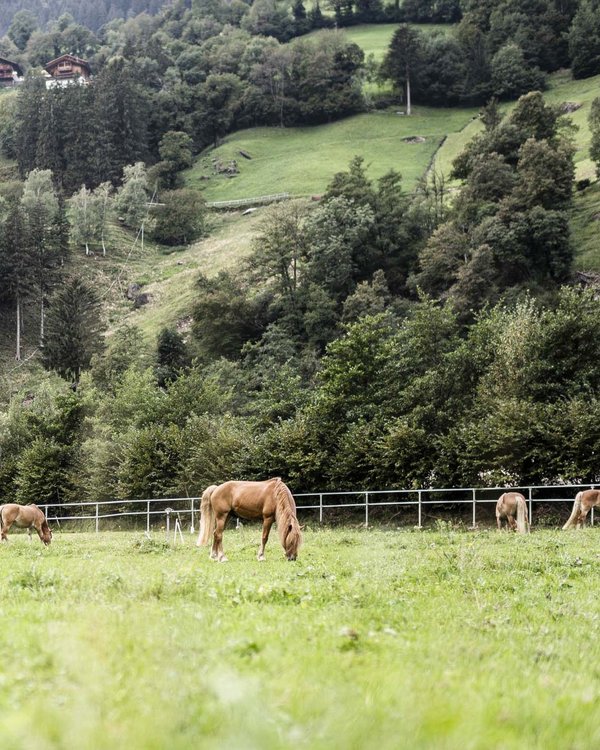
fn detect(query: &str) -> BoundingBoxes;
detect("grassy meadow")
[337,22,455,62]
[0,526,598,749]
[185,107,478,202]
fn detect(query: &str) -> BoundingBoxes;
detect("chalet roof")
[44,54,91,76]
[0,57,23,76]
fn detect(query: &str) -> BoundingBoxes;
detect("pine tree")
[92,58,150,184]
[380,25,424,115]
[41,276,105,382]
[0,202,35,360]
[21,170,62,344]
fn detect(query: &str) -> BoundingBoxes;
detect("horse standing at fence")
[563,489,600,529]
[0,504,52,545]
[496,492,530,533]
[196,478,302,562]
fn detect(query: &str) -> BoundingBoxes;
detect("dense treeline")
[0,1,167,34]
[379,0,600,107]
[2,286,599,504]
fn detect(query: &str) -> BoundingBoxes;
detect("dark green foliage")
[155,327,189,387]
[490,43,546,100]
[42,277,105,382]
[569,0,600,79]
[7,9,37,49]
[191,272,273,360]
[151,189,206,246]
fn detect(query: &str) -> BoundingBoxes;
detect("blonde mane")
[274,479,302,555]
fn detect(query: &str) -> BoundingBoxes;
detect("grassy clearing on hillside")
[326,22,454,63]
[124,210,263,339]
[0,527,598,749]
[69,211,263,341]
[186,108,477,202]
[571,182,600,270]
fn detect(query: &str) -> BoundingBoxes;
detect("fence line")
[207,192,290,209]
[37,484,596,533]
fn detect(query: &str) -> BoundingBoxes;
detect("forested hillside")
[0,0,167,34]
[2,0,600,504]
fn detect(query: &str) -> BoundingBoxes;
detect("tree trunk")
[15,291,21,361]
[40,294,45,346]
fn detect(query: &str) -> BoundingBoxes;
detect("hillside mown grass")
[186,108,478,202]
[339,22,455,62]
[0,527,598,749]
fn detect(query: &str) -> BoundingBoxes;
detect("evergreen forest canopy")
[0,1,168,34]
[2,0,600,504]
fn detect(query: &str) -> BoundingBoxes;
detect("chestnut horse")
[496,492,530,533]
[0,503,52,545]
[196,478,302,562]
[563,489,600,529]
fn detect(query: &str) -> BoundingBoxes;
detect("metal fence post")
[146,500,150,534]
[528,487,533,526]
[472,488,476,528]
[365,492,369,528]
[418,490,422,528]
[190,497,195,534]
[95,503,99,533]
[319,494,323,524]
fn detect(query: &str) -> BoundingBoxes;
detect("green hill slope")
[185,107,478,202]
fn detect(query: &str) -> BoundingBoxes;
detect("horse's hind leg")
[257,516,274,561]
[212,512,229,562]
[1,518,12,542]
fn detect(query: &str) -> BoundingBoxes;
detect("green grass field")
[186,107,478,202]
[342,22,454,62]
[1,526,598,749]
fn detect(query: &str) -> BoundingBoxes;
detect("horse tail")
[563,492,582,530]
[197,485,217,547]
[516,495,529,534]
[274,479,302,558]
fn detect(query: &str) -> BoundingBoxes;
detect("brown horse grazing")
[0,503,52,545]
[496,492,530,533]
[563,489,600,529]
[196,478,302,562]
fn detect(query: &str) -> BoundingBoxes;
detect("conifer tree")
[0,202,35,360]
[21,170,63,343]
[41,277,104,382]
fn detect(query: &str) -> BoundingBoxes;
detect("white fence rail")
[207,193,290,209]
[39,483,595,533]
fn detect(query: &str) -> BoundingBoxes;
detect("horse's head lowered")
[40,521,52,546]
[284,520,302,561]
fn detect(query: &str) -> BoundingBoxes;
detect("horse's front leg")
[257,516,275,561]
[212,512,229,562]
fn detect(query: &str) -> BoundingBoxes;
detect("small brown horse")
[196,478,302,562]
[496,492,530,533]
[0,503,52,545]
[563,489,600,529]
